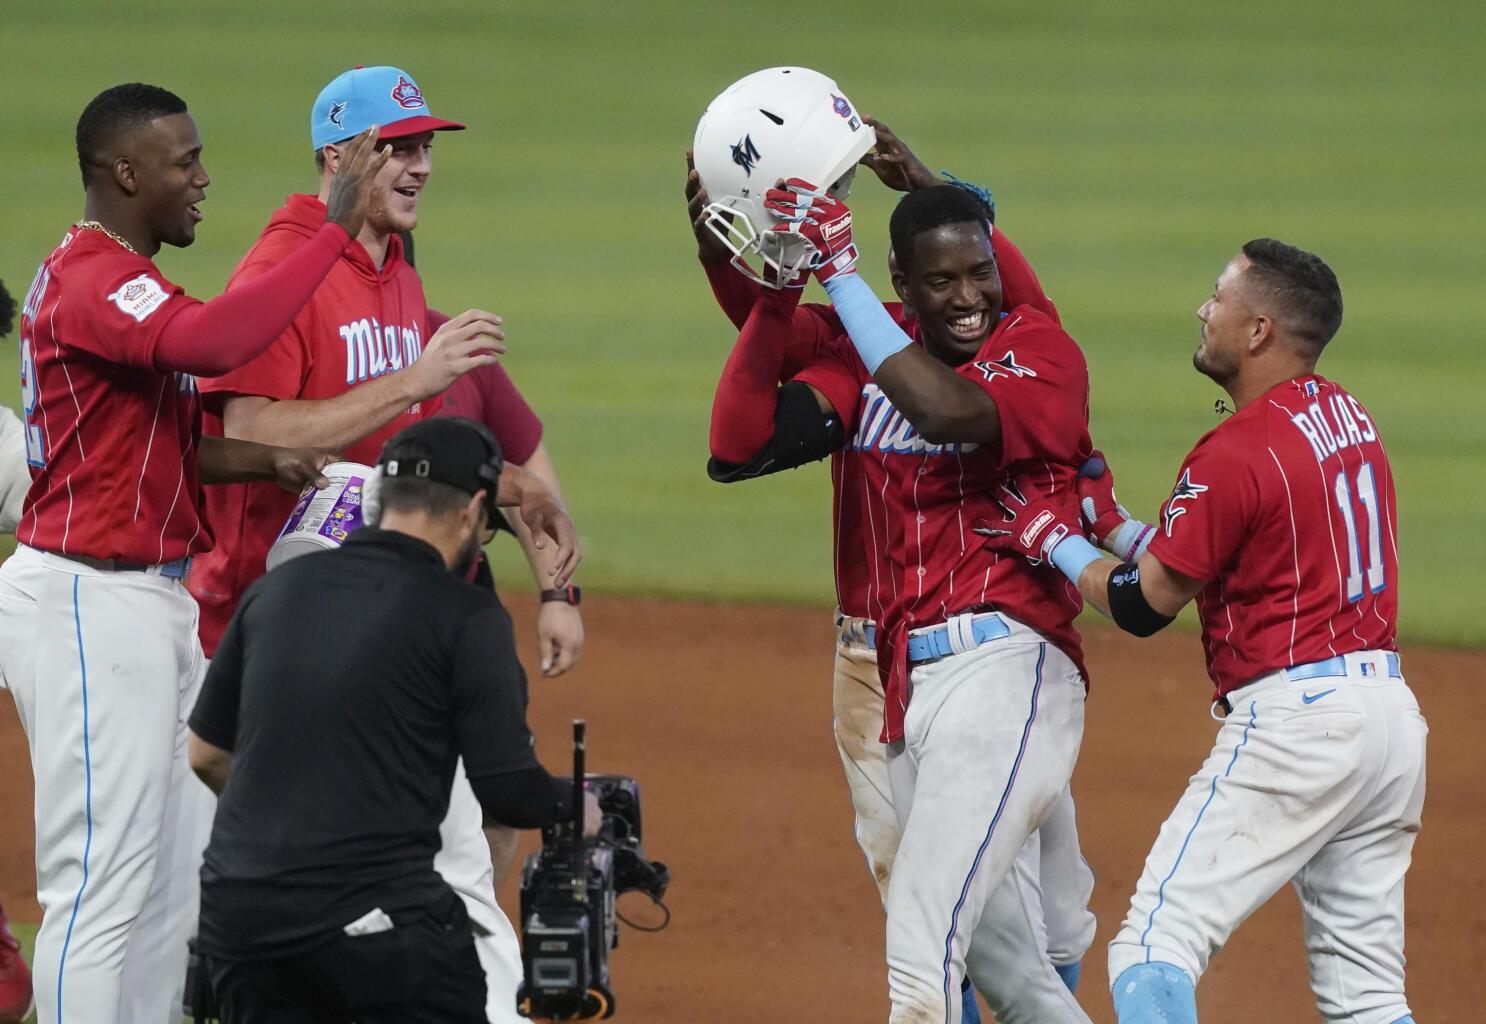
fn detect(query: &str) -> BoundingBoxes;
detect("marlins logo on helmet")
[730,134,761,176]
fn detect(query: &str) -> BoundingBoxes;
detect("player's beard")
[1193,330,1238,388]
[452,526,482,579]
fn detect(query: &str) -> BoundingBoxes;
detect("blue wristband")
[1050,534,1103,585]
[823,273,911,374]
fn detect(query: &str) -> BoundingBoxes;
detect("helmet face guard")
[693,67,877,290]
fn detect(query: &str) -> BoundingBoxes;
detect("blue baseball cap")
[310,65,466,150]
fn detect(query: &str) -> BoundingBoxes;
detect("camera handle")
[572,719,587,894]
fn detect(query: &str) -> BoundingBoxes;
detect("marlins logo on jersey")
[1162,468,1209,536]
[973,350,1036,384]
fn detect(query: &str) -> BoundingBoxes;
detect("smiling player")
[0,82,383,1024]
[187,66,573,1024]
[984,241,1423,1024]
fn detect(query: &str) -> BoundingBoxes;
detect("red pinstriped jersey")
[797,306,1092,741]
[771,228,1062,622]
[1147,375,1399,696]
[14,227,212,563]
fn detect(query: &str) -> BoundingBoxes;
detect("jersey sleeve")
[450,601,542,779]
[960,313,1089,469]
[991,228,1059,324]
[439,363,544,466]
[196,253,311,401]
[791,335,867,436]
[54,251,197,370]
[1147,438,1262,584]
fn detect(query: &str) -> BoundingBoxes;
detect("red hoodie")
[191,194,435,656]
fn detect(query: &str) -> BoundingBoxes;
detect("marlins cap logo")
[328,100,348,130]
[390,75,425,110]
[730,134,761,176]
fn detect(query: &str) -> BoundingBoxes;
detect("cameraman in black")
[187,417,600,1024]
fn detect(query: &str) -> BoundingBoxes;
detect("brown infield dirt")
[1,595,1482,1021]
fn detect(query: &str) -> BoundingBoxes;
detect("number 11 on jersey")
[1334,462,1385,602]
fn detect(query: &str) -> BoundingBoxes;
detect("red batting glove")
[973,478,1080,566]
[1076,450,1129,541]
[764,178,859,284]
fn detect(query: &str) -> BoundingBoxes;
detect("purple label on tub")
[317,477,366,544]
[276,474,367,545]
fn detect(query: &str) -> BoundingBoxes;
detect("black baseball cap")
[377,418,503,504]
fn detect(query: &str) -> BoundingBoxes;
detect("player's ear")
[320,144,341,176]
[1248,314,1275,354]
[113,155,139,196]
[890,267,913,313]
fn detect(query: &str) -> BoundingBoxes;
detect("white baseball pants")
[0,544,208,1024]
[1108,651,1425,1024]
[883,617,1090,1024]
[834,615,1095,963]
[437,758,525,1024]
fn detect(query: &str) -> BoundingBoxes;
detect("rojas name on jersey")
[340,317,424,385]
[850,384,978,456]
[1289,392,1377,465]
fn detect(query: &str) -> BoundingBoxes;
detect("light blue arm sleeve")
[822,273,911,374]
[1051,534,1103,584]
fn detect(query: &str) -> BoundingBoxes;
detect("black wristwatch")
[540,585,582,606]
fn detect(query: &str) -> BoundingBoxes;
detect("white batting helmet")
[693,67,876,287]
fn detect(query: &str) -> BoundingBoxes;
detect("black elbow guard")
[1107,562,1176,638]
[707,380,845,483]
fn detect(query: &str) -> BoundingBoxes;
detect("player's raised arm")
[147,127,391,378]
[706,285,848,483]
[782,182,1005,445]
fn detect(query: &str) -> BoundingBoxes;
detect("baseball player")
[690,117,1095,1019]
[0,83,384,1024]
[0,280,34,1024]
[760,180,1096,1024]
[186,66,576,1024]
[984,240,1423,1024]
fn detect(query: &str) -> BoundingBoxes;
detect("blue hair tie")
[938,171,996,223]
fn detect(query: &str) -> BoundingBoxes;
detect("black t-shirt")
[190,528,557,960]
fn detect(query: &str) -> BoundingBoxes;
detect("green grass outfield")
[1,0,1481,644]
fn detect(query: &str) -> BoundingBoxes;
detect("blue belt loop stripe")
[1385,652,1401,678]
[58,575,97,1020]
[1140,699,1258,958]
[939,642,1046,1020]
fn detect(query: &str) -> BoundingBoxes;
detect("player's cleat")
[1111,962,1196,1024]
[960,977,982,1024]
[1055,959,1082,995]
[0,905,34,1024]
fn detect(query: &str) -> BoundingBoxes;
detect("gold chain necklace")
[74,220,138,255]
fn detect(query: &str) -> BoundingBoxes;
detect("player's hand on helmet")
[324,126,392,239]
[582,788,603,838]
[538,602,585,678]
[405,309,505,402]
[765,180,859,284]
[972,475,1080,566]
[270,446,341,494]
[859,117,938,193]
[685,150,735,267]
[1076,450,1131,543]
